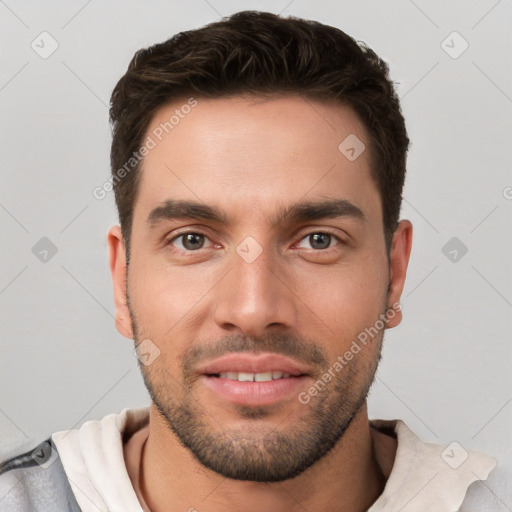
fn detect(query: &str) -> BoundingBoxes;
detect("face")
[109,94,411,482]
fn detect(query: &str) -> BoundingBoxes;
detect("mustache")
[182,333,329,371]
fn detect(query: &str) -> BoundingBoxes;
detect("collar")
[368,418,496,511]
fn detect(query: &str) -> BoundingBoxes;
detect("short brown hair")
[109,10,409,259]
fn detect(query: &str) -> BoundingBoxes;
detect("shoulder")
[0,438,81,512]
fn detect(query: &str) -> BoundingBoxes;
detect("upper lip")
[198,353,311,376]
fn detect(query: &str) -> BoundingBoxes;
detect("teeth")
[254,372,272,382]
[218,372,293,381]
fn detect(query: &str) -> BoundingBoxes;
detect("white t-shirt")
[49,407,497,512]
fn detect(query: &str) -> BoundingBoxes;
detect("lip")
[200,374,309,406]
[197,352,311,376]
[197,352,312,407]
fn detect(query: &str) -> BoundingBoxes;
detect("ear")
[386,220,413,329]
[107,225,134,339]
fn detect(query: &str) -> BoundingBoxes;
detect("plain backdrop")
[1,0,511,507]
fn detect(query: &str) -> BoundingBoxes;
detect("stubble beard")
[130,317,384,482]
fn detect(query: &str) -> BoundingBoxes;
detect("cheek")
[129,268,190,380]
[297,257,388,341]
[128,256,216,342]
[130,257,197,312]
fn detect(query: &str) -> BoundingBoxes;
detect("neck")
[140,402,392,512]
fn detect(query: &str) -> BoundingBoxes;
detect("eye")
[296,232,340,251]
[168,232,212,251]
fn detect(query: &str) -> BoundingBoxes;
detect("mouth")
[197,353,312,407]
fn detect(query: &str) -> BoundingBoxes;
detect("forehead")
[134,94,380,226]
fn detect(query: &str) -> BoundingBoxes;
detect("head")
[108,11,412,482]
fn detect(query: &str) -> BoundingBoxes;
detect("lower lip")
[200,375,308,406]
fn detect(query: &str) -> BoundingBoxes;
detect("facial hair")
[128,298,385,483]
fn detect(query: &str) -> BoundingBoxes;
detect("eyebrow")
[146,198,366,229]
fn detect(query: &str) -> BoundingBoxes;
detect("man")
[0,10,497,512]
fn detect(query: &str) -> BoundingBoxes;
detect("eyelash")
[164,229,344,254]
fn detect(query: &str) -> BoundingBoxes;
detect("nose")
[213,241,297,337]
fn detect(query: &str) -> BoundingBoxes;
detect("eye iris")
[310,233,331,250]
[183,233,204,250]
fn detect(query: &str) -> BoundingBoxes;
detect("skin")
[108,94,412,512]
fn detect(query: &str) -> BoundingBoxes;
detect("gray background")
[1,0,511,507]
